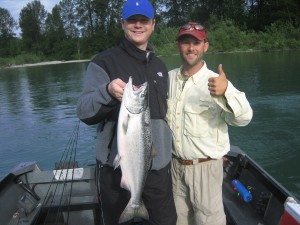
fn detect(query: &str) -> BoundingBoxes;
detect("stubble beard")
[182,53,202,68]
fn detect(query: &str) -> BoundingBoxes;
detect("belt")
[173,155,212,165]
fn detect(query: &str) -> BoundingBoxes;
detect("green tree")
[76,0,123,54]
[221,0,246,26]
[0,7,19,57]
[76,0,97,37]
[162,0,190,26]
[59,0,79,38]
[246,0,300,31]
[44,5,66,57]
[19,0,47,52]
[94,0,123,44]
[0,8,17,39]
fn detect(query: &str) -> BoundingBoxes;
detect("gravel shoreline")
[5,59,90,69]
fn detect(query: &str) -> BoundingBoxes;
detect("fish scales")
[114,76,153,224]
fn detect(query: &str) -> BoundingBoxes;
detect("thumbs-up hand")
[208,64,228,96]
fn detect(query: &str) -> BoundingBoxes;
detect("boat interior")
[223,146,299,225]
[0,162,100,225]
[0,146,299,225]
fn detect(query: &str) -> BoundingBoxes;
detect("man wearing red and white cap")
[167,22,253,225]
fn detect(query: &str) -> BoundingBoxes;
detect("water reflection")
[0,62,95,177]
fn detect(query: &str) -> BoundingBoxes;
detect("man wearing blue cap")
[76,0,177,224]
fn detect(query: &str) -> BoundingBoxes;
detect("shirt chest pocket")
[183,103,210,137]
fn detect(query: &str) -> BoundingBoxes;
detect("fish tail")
[119,200,149,224]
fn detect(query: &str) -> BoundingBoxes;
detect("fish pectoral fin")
[147,144,157,171]
[150,144,157,158]
[122,114,130,134]
[113,154,121,169]
[120,177,130,191]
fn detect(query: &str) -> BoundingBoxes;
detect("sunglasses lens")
[181,24,204,31]
[194,24,204,30]
[181,24,192,30]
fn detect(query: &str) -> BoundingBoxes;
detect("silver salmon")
[114,76,154,223]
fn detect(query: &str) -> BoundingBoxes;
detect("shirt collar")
[120,37,154,63]
[176,61,208,84]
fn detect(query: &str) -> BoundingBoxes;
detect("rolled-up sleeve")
[212,81,253,126]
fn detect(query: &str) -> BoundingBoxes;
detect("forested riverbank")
[1,0,300,68]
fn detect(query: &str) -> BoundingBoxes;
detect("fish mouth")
[127,77,147,96]
[132,83,147,94]
[123,77,148,114]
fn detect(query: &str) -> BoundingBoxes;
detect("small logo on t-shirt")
[157,72,163,77]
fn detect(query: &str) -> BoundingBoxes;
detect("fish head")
[123,77,148,114]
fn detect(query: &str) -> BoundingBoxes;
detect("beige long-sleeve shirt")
[167,62,253,160]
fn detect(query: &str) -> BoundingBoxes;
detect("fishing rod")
[32,120,81,225]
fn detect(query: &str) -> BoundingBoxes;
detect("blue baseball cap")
[122,0,154,20]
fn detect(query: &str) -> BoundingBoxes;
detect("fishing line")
[64,121,79,225]
[52,120,80,224]
[32,120,80,225]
